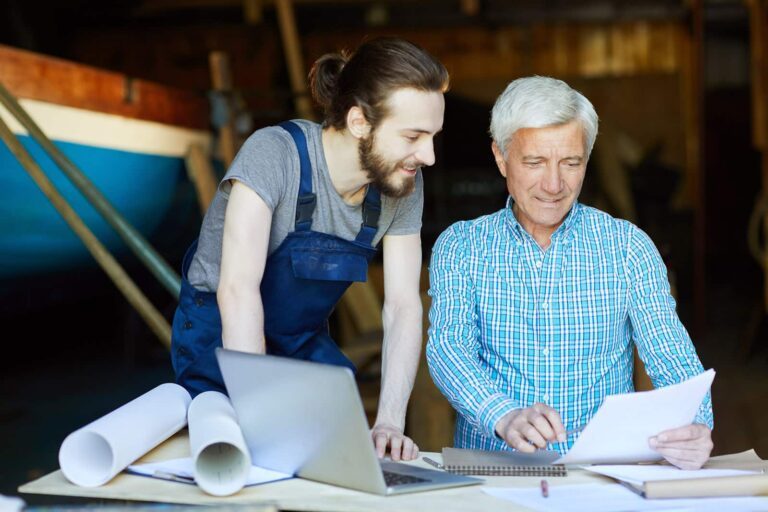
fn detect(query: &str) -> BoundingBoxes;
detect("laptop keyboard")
[383,470,429,487]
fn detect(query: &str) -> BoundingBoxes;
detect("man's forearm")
[426,332,519,438]
[375,299,422,430]
[218,285,267,354]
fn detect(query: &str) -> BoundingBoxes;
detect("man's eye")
[405,135,419,142]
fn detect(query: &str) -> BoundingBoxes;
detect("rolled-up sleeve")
[426,223,519,438]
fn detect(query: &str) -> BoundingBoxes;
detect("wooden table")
[18,433,612,512]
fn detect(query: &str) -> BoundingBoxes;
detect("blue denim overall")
[171,121,381,397]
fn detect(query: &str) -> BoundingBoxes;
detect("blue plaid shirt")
[426,199,713,453]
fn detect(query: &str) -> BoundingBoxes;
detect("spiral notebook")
[439,447,568,477]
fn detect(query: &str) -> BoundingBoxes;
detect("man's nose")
[416,138,436,167]
[541,164,564,194]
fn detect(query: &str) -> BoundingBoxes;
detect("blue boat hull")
[0,135,187,279]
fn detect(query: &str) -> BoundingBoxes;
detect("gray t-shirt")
[187,120,423,292]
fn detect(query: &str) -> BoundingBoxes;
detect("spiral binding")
[444,464,568,477]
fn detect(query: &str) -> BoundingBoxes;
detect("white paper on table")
[556,369,715,465]
[58,383,191,487]
[585,465,759,486]
[127,457,292,486]
[187,391,255,496]
[482,483,768,512]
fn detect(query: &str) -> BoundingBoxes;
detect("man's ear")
[346,106,371,139]
[491,141,508,178]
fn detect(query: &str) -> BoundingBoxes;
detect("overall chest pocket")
[290,248,368,282]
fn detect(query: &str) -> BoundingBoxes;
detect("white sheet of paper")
[58,383,191,487]
[556,369,715,465]
[483,483,768,512]
[128,458,292,486]
[187,391,254,496]
[585,464,759,486]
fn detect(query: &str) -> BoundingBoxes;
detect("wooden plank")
[0,44,209,130]
[305,21,683,85]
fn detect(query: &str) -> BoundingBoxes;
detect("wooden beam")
[243,0,264,24]
[680,0,706,336]
[749,0,767,151]
[275,0,315,120]
[748,0,768,311]
[209,51,239,167]
[185,143,218,213]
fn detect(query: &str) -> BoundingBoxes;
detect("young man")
[427,76,713,470]
[172,38,449,461]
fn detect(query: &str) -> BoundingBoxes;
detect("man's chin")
[379,175,416,198]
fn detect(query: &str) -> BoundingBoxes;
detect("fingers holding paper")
[372,423,419,461]
[649,423,713,470]
[495,404,567,452]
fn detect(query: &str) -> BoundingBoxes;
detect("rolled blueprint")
[187,391,251,496]
[59,383,191,487]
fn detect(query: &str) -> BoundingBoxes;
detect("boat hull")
[0,43,212,280]
[0,135,192,278]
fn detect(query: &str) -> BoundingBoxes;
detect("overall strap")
[355,184,381,246]
[279,121,316,231]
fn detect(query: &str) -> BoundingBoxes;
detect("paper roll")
[188,391,251,496]
[59,383,191,487]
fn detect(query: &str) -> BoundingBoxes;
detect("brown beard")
[358,133,417,198]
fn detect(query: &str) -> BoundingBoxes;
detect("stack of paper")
[556,369,716,465]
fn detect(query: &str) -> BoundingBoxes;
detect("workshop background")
[1,0,767,501]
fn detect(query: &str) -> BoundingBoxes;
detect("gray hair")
[490,76,598,160]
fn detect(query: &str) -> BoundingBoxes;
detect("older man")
[427,76,713,470]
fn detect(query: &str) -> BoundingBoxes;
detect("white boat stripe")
[0,98,212,158]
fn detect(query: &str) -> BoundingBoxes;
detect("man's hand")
[372,423,419,461]
[649,423,713,470]
[495,404,566,452]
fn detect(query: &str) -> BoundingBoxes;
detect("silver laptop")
[216,348,480,495]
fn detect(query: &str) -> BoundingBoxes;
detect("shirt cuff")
[477,393,520,439]
[694,412,714,430]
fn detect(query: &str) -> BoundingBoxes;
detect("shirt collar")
[503,196,582,245]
